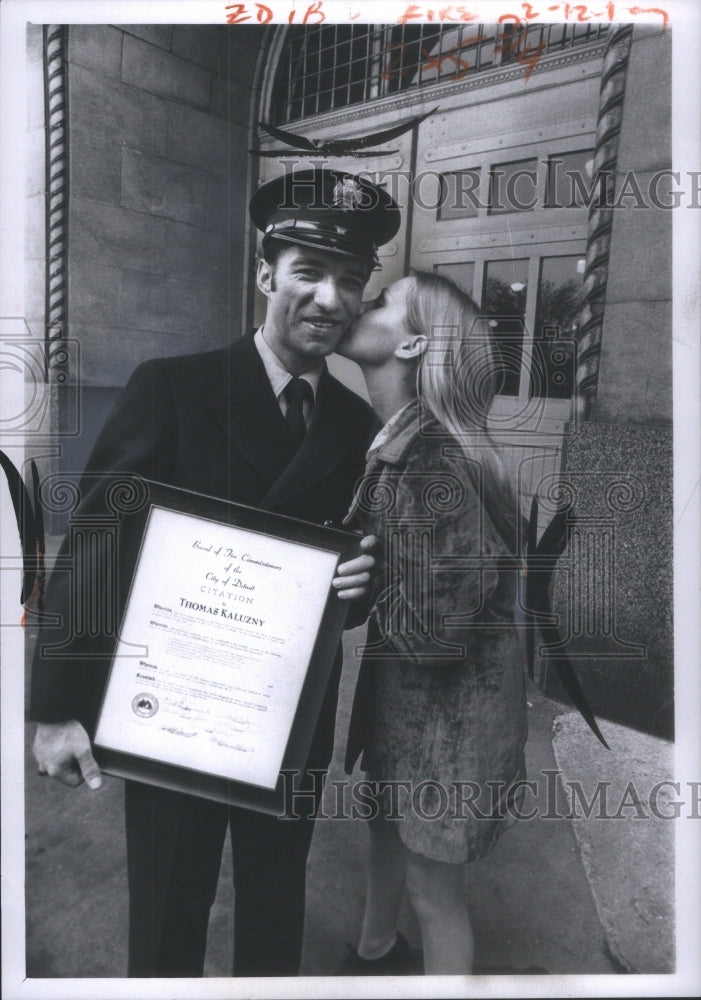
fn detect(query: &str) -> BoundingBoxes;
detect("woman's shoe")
[338,932,423,975]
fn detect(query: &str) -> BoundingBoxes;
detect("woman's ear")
[394,335,428,360]
[256,257,273,297]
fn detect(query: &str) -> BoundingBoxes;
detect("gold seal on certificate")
[93,480,359,814]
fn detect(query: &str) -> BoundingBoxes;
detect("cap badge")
[332,177,365,212]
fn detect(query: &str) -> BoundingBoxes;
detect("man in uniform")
[30,168,400,977]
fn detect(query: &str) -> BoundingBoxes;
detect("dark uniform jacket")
[30,333,377,766]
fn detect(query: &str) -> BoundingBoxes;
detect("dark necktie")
[283,378,314,448]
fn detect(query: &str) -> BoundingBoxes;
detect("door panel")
[410,86,597,513]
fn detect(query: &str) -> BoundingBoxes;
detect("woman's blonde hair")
[406,269,523,554]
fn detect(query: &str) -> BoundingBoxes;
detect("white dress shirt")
[254,328,321,430]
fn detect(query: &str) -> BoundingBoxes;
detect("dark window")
[435,261,476,298]
[545,149,596,208]
[438,170,481,220]
[489,159,538,215]
[529,254,585,399]
[482,258,529,396]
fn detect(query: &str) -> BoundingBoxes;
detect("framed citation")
[93,480,360,815]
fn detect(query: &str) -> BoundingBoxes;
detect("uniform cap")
[249,168,400,268]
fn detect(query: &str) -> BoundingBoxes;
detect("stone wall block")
[28,102,45,132]
[220,25,265,81]
[211,74,258,122]
[68,25,122,79]
[122,35,211,110]
[69,64,168,156]
[117,271,204,335]
[207,156,249,237]
[166,105,230,174]
[605,172,672,302]
[206,176,228,234]
[72,324,202,387]
[69,261,122,323]
[225,120,250,167]
[71,199,157,272]
[24,260,46,328]
[616,30,671,173]
[70,131,122,207]
[26,128,47,197]
[71,199,224,279]
[59,24,260,463]
[119,25,174,50]
[25,24,46,132]
[200,281,234,348]
[171,25,229,74]
[595,29,672,431]
[121,149,208,227]
[27,21,43,63]
[206,175,244,236]
[164,223,226,277]
[25,193,46,260]
[596,301,672,425]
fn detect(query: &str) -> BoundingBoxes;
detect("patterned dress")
[345,399,528,864]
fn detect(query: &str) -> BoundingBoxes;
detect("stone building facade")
[16,19,674,737]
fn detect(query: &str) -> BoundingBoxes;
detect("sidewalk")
[23,624,675,981]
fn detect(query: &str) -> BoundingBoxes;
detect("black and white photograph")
[0,0,699,997]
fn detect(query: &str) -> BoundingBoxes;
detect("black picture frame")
[93,479,359,815]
